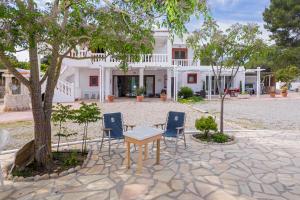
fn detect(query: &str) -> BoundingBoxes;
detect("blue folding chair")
[154,111,186,151]
[99,112,134,156]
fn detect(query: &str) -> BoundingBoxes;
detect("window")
[187,74,197,84]
[89,76,99,86]
[172,48,187,59]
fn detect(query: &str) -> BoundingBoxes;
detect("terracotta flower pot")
[160,94,167,101]
[270,92,276,98]
[108,95,114,102]
[281,91,288,97]
[136,96,144,102]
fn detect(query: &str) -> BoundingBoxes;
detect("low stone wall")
[2,94,31,112]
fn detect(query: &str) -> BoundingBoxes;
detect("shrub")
[212,133,229,143]
[178,96,203,104]
[136,87,145,96]
[73,102,101,153]
[52,103,76,152]
[178,86,193,99]
[195,116,218,137]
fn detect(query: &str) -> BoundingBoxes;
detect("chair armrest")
[176,127,184,134]
[154,123,165,129]
[103,128,112,132]
[124,124,136,131]
[176,127,184,130]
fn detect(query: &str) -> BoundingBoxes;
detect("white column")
[105,68,111,100]
[99,67,102,103]
[173,68,178,102]
[256,67,261,98]
[167,37,172,65]
[173,68,176,101]
[139,68,144,88]
[167,69,172,99]
[208,71,212,100]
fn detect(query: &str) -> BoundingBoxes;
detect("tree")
[188,21,262,133]
[276,65,300,88]
[263,0,300,71]
[0,0,208,167]
[263,0,300,47]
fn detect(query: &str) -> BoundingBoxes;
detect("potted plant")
[107,95,114,102]
[135,87,145,102]
[160,89,167,101]
[275,65,299,98]
[269,86,276,98]
[281,86,288,97]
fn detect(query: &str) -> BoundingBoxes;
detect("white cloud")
[208,0,240,7]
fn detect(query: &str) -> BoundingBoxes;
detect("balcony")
[66,51,200,67]
[67,51,169,66]
[172,59,200,67]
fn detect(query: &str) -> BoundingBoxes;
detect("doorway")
[144,75,155,97]
[113,75,139,97]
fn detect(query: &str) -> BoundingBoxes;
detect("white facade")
[54,30,246,102]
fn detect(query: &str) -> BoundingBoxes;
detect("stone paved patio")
[1,130,300,200]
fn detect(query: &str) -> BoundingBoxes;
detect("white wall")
[79,68,100,98]
[178,71,204,92]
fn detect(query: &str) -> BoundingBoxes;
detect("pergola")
[245,67,265,98]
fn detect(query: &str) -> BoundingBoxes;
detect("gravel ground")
[1,100,221,151]
[194,97,300,130]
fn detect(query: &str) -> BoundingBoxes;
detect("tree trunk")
[31,92,53,168]
[220,97,225,134]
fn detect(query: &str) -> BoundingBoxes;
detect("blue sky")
[187,0,271,39]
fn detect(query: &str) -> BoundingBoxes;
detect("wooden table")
[124,126,163,173]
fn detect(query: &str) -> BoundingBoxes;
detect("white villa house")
[52,30,246,103]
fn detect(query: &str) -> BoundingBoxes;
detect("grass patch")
[193,132,232,143]
[11,150,87,178]
[178,96,203,104]
[0,120,33,128]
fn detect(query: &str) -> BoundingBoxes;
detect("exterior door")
[144,75,155,97]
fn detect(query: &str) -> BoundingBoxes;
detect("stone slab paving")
[1,130,300,200]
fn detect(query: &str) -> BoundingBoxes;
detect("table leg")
[138,144,143,173]
[127,141,130,169]
[144,143,148,160]
[156,139,160,165]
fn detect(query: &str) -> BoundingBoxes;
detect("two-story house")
[53,29,245,102]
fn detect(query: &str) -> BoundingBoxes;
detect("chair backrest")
[0,129,9,151]
[165,111,185,136]
[103,112,124,138]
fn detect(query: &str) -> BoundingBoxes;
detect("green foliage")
[135,87,145,96]
[195,116,218,137]
[263,1,300,71]
[178,96,203,104]
[63,151,78,167]
[263,0,300,47]
[212,133,229,143]
[276,65,299,86]
[73,102,101,153]
[178,86,194,99]
[52,103,76,152]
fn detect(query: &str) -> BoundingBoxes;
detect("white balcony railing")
[172,59,200,67]
[68,50,169,64]
[67,51,200,67]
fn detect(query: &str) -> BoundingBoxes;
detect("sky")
[187,0,271,39]
[15,0,271,61]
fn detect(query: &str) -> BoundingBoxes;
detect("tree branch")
[39,68,48,85]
